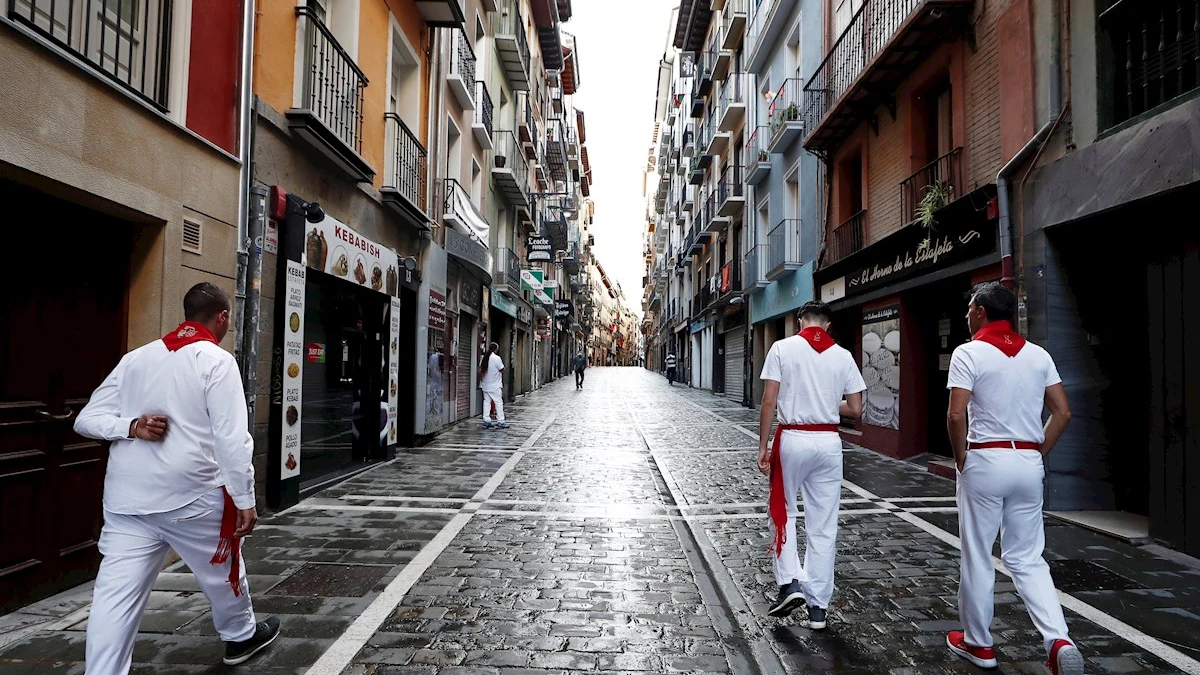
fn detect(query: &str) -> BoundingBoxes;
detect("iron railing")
[10,0,173,107]
[493,247,520,289]
[827,210,865,265]
[719,260,740,294]
[719,71,745,122]
[900,147,963,225]
[493,3,530,80]
[493,129,530,202]
[718,163,744,209]
[1101,0,1200,128]
[767,218,800,272]
[692,50,713,96]
[746,126,770,165]
[770,78,804,141]
[475,81,494,136]
[722,0,748,47]
[450,28,476,99]
[743,244,766,289]
[297,6,367,152]
[801,0,931,136]
[384,113,428,214]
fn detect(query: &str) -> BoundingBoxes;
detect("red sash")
[972,320,1026,357]
[162,322,241,597]
[768,423,840,555]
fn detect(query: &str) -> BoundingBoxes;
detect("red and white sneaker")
[947,631,998,669]
[1048,639,1084,675]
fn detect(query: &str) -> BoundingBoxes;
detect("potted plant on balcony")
[916,181,954,248]
[494,153,507,168]
[757,149,769,162]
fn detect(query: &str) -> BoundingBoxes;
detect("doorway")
[909,278,973,459]
[713,331,726,394]
[0,179,131,612]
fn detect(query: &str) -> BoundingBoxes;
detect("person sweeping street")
[479,341,509,429]
[758,301,864,627]
[74,282,280,674]
[945,282,1082,675]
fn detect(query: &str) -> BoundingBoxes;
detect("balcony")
[743,245,769,290]
[767,78,804,154]
[703,191,723,233]
[493,248,521,294]
[693,50,714,98]
[721,0,748,51]
[689,228,711,255]
[544,118,569,182]
[826,210,865,266]
[745,126,771,185]
[692,287,712,317]
[705,114,730,156]
[492,130,530,208]
[472,82,494,149]
[288,7,373,182]
[717,164,744,218]
[441,180,492,281]
[494,5,531,90]
[518,93,540,159]
[381,114,429,229]
[801,0,976,153]
[682,122,697,154]
[689,154,705,185]
[717,260,741,300]
[711,33,731,81]
[900,147,964,226]
[766,218,802,279]
[747,0,799,73]
[718,72,746,132]
[689,91,706,119]
[448,30,476,109]
[416,0,466,26]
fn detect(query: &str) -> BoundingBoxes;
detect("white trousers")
[957,449,1071,654]
[482,388,505,422]
[86,487,256,675]
[772,432,843,608]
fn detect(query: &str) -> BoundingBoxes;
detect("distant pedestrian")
[74,283,280,674]
[479,342,509,429]
[573,352,587,389]
[664,352,677,385]
[945,283,1081,675]
[758,301,864,627]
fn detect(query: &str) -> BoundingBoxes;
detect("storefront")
[748,269,812,406]
[267,194,418,508]
[489,289,533,402]
[444,227,491,423]
[814,186,999,468]
[721,303,749,406]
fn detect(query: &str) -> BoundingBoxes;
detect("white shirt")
[760,335,866,426]
[946,338,1062,444]
[480,353,504,392]
[74,339,256,514]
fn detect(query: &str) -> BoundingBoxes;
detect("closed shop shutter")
[725,327,745,404]
[456,317,473,419]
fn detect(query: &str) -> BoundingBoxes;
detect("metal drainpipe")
[997,0,1065,332]
[235,0,258,410]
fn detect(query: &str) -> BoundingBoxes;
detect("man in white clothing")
[479,341,508,429]
[945,282,1082,675]
[758,301,864,628]
[75,283,280,674]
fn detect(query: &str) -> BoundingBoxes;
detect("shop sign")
[555,300,573,318]
[444,227,492,280]
[517,305,533,325]
[387,297,401,446]
[520,269,544,290]
[527,235,553,263]
[820,276,846,303]
[460,278,482,312]
[862,306,900,431]
[280,261,305,480]
[492,289,518,319]
[306,343,325,363]
[304,215,400,296]
[841,221,996,298]
[429,290,447,330]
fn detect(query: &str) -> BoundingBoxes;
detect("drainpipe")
[997,0,1066,334]
[235,0,259,413]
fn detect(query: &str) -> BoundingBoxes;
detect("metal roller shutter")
[725,327,745,405]
[456,317,473,419]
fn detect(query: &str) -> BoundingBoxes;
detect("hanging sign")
[304,215,400,296]
[527,236,553,263]
[280,261,305,480]
[429,290,447,330]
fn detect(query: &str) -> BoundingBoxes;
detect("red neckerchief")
[161,322,242,596]
[162,322,218,351]
[798,326,836,353]
[972,320,1026,357]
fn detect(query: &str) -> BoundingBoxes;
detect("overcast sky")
[565,1,677,316]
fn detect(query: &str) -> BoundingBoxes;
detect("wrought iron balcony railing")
[826,209,865,265]
[767,218,801,275]
[900,147,963,226]
[475,81,494,136]
[383,113,428,214]
[449,29,477,107]
[297,6,367,152]
[493,247,521,289]
[743,244,767,289]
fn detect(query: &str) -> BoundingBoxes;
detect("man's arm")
[74,357,133,441]
[757,380,779,476]
[1042,383,1072,456]
[839,393,863,419]
[947,388,971,470]
[204,354,257,533]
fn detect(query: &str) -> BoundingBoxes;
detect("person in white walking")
[74,283,280,674]
[945,282,1082,675]
[758,301,864,628]
[479,341,509,429]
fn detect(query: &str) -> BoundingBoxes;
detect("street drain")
[1048,560,1146,592]
[267,563,391,597]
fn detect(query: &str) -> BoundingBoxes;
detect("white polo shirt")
[760,335,866,426]
[480,353,504,392]
[946,339,1062,444]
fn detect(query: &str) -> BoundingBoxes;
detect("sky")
[564,1,678,317]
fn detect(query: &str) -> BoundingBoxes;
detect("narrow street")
[3,368,1199,675]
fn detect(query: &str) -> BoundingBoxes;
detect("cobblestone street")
[3,368,1200,675]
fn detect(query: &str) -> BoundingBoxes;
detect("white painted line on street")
[487,498,682,510]
[903,506,960,513]
[882,496,958,503]
[429,443,522,449]
[339,495,469,504]
[424,446,519,454]
[287,503,459,514]
[475,509,681,521]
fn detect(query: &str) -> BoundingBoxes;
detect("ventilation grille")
[182,218,202,254]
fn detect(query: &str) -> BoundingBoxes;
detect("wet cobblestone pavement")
[3,368,1200,674]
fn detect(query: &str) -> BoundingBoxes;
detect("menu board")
[281,260,305,479]
[304,216,399,296]
[387,296,401,446]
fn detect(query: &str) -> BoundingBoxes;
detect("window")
[1099,0,1199,129]
[833,0,862,40]
[447,116,463,181]
[389,22,421,129]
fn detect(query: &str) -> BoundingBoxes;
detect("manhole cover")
[268,563,391,597]
[1048,560,1146,592]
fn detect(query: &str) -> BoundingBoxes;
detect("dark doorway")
[0,179,131,612]
[396,286,418,447]
[713,331,726,394]
[909,277,973,459]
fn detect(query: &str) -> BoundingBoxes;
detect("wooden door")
[0,180,129,612]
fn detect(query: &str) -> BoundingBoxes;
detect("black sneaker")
[223,617,281,665]
[767,580,805,618]
[808,606,827,630]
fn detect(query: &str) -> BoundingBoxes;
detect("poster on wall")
[304,216,400,296]
[388,296,401,446]
[862,306,900,430]
[281,261,306,479]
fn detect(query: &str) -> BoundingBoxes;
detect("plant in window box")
[916,181,954,249]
